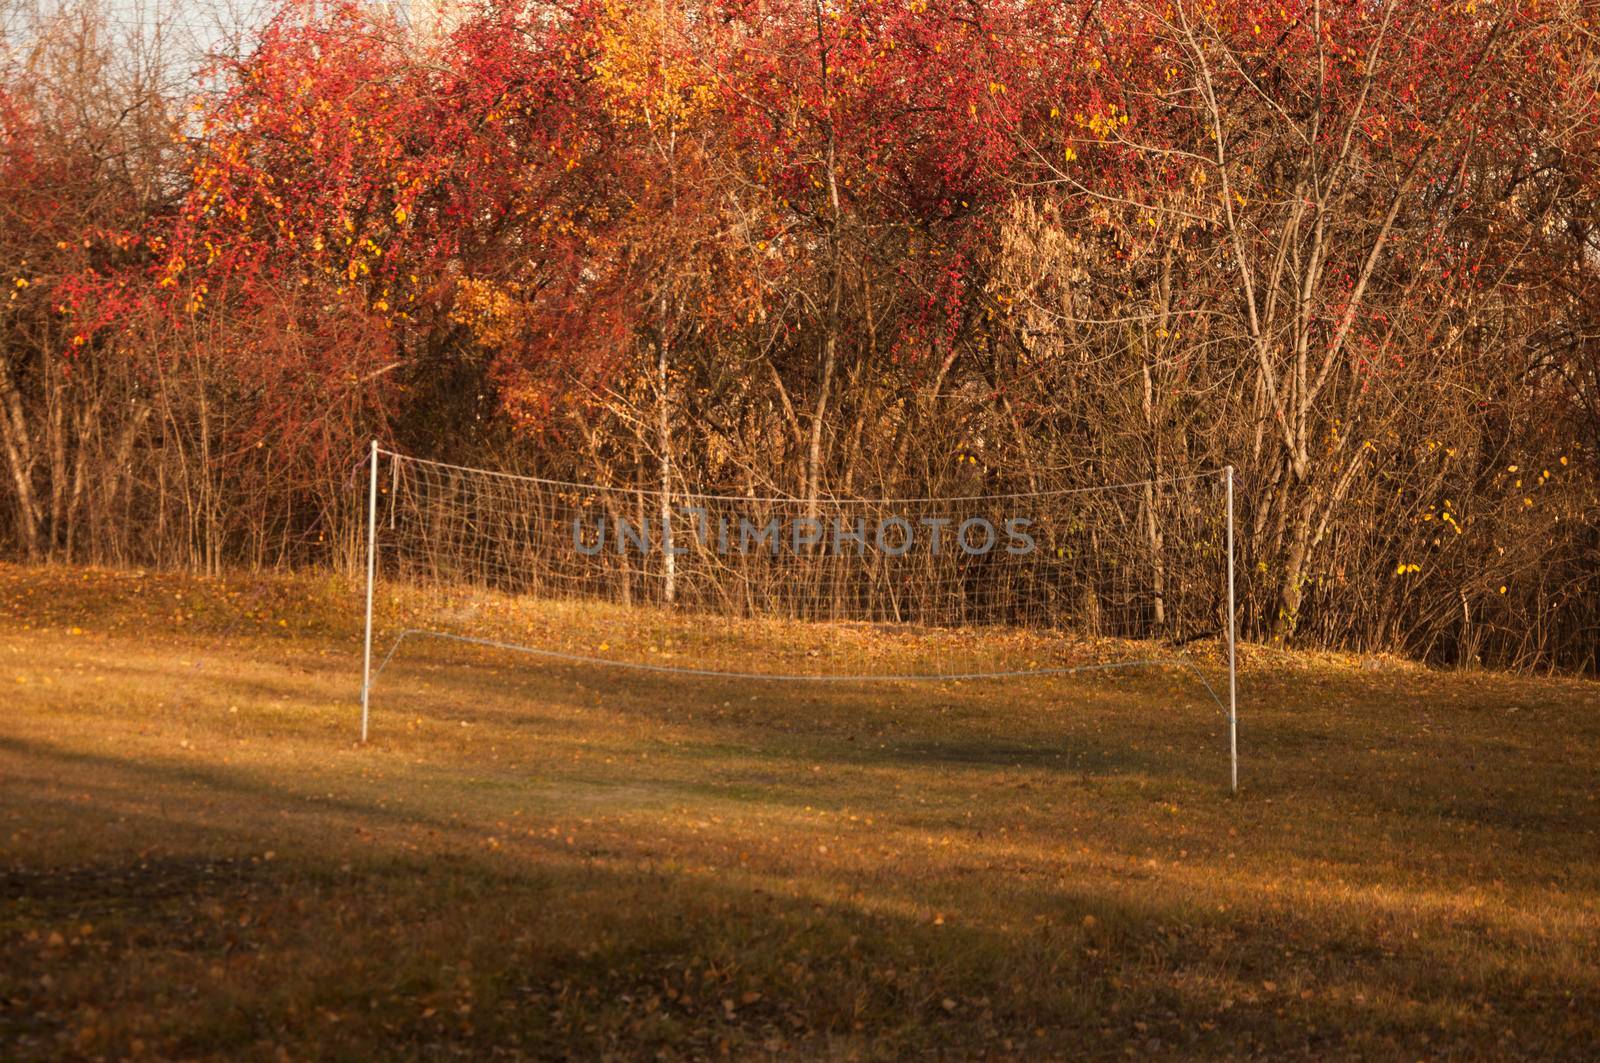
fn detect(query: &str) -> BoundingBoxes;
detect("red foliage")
[153,0,1593,439]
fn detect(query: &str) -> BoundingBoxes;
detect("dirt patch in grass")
[1,563,1597,1058]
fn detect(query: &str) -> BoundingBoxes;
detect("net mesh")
[368,450,1231,689]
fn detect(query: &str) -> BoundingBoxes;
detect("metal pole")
[1226,465,1238,793]
[360,440,379,742]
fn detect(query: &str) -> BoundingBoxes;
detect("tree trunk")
[0,358,41,559]
[1272,486,1319,642]
[805,0,843,520]
[658,321,676,605]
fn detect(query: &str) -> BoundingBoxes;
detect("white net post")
[1226,464,1238,793]
[360,439,378,743]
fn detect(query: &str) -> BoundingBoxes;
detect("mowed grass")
[1,565,1597,1060]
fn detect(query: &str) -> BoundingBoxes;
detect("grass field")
[2,564,1597,1059]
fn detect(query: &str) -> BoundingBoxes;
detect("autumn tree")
[0,0,1593,669]
[0,1,184,560]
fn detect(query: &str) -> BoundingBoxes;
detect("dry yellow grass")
[1,563,1597,1059]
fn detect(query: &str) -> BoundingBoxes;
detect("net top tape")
[377,448,1227,505]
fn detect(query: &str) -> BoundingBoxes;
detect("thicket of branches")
[2,0,1596,670]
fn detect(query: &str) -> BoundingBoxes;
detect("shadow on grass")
[373,647,1227,784]
[3,730,1594,1060]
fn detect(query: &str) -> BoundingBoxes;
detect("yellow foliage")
[451,278,525,349]
[593,0,716,128]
